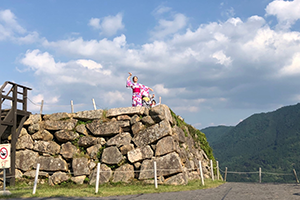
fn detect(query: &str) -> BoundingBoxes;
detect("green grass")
[1,179,224,198]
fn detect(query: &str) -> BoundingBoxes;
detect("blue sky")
[1,0,300,129]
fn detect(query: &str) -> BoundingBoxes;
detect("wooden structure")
[0,81,32,185]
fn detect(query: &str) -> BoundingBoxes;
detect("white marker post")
[71,100,74,113]
[216,161,219,180]
[95,163,100,194]
[259,167,262,183]
[210,160,214,181]
[92,99,97,110]
[32,163,40,194]
[40,100,44,115]
[154,161,158,189]
[199,161,205,186]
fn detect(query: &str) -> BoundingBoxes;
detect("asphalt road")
[7,182,300,200]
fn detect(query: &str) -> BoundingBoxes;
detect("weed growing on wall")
[170,108,216,165]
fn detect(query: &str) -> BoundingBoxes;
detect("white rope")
[220,168,293,176]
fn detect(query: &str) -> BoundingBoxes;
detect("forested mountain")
[201,125,233,145]
[201,103,300,182]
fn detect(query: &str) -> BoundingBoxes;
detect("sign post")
[0,144,11,195]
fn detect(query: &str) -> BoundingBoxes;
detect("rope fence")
[1,159,214,194]
[2,96,102,115]
[219,166,298,183]
[2,159,298,195]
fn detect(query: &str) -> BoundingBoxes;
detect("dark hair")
[152,100,156,104]
[132,76,138,81]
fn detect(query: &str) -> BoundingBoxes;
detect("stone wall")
[13,104,212,185]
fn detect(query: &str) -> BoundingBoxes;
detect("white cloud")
[17,4,300,121]
[88,13,124,37]
[279,52,300,75]
[211,50,232,66]
[0,9,40,43]
[20,49,60,75]
[153,5,172,16]
[104,91,127,105]
[89,18,101,29]
[153,84,169,95]
[151,13,188,39]
[266,0,300,29]
[0,9,26,34]
[43,34,127,59]
[20,49,114,86]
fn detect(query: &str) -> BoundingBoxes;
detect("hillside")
[201,125,233,145]
[201,103,300,182]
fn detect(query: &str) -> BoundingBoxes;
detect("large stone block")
[127,145,153,163]
[75,124,89,136]
[139,152,183,179]
[43,112,71,121]
[16,149,39,171]
[87,144,102,159]
[106,107,146,118]
[33,140,60,155]
[106,132,132,147]
[60,142,79,160]
[131,122,144,135]
[54,130,79,142]
[49,172,70,186]
[120,144,134,155]
[149,104,173,125]
[32,129,54,141]
[86,120,129,137]
[16,132,33,150]
[71,175,86,184]
[37,156,68,171]
[72,157,90,176]
[112,164,134,183]
[141,116,155,126]
[155,136,177,156]
[28,123,41,134]
[164,173,188,185]
[132,120,172,147]
[72,109,103,120]
[171,126,186,143]
[77,136,98,147]
[24,114,41,125]
[101,146,124,165]
[44,119,78,131]
[89,164,112,185]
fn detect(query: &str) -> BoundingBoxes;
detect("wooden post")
[40,100,44,115]
[154,161,158,189]
[293,169,299,183]
[92,99,97,110]
[216,161,219,180]
[10,85,17,186]
[71,100,74,113]
[199,161,205,186]
[210,160,214,181]
[224,167,228,182]
[259,167,261,183]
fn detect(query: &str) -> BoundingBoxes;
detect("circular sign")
[0,147,8,159]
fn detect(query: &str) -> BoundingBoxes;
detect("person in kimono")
[126,72,153,107]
